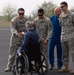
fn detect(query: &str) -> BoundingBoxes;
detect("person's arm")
[17,33,30,56]
[10,18,18,36]
[21,33,29,48]
[10,18,23,39]
[44,19,52,44]
[17,47,23,56]
[46,19,52,41]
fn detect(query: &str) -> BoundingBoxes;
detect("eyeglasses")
[60,6,65,8]
[19,13,24,15]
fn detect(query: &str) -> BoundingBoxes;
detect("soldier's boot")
[70,70,74,74]
[58,65,69,72]
[5,67,12,72]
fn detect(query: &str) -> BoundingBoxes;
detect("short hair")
[38,8,44,13]
[18,8,25,12]
[60,1,68,6]
[26,21,34,30]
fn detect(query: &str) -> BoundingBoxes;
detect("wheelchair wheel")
[22,53,29,75]
[35,51,49,75]
[29,51,48,75]
[13,54,29,75]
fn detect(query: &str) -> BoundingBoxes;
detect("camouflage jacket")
[60,11,74,41]
[33,16,52,42]
[10,16,27,44]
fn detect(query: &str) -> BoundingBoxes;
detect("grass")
[0,21,10,26]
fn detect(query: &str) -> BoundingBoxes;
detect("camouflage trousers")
[62,38,74,67]
[7,42,20,68]
[40,42,48,59]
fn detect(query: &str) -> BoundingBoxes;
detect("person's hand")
[17,33,22,39]
[18,32,25,39]
[44,39,48,44]
[21,32,25,35]
[19,53,22,57]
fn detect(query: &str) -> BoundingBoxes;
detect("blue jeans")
[48,37,62,68]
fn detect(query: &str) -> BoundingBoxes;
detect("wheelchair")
[12,43,49,75]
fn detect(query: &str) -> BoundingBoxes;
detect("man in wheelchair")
[17,21,39,54]
[17,21,40,71]
[14,21,48,75]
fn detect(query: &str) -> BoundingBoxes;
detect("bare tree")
[1,4,17,21]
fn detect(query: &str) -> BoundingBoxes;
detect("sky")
[0,0,74,16]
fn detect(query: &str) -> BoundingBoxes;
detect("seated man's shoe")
[70,70,74,74]
[5,67,12,72]
[58,66,69,72]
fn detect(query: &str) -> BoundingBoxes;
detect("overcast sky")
[0,0,74,16]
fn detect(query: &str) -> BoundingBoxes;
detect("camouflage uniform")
[7,16,27,68]
[33,16,52,58]
[60,11,74,66]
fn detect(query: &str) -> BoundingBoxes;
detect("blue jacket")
[50,15,61,37]
[17,29,39,54]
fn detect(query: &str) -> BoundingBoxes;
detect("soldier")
[59,2,74,73]
[33,8,52,60]
[5,8,27,72]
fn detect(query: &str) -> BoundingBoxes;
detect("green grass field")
[0,21,10,26]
